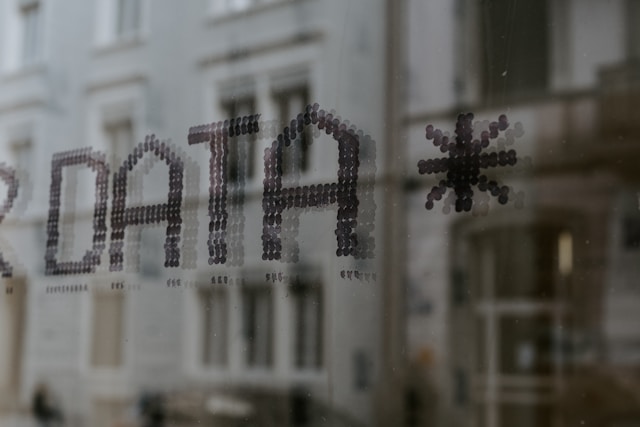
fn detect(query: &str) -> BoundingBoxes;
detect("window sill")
[206,0,305,26]
[1,61,46,82]
[94,33,146,56]
[475,88,555,110]
[190,368,327,386]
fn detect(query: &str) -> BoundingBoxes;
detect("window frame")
[208,0,294,18]
[219,95,258,184]
[199,284,230,368]
[241,282,274,369]
[290,280,323,370]
[451,216,576,427]
[477,0,551,103]
[114,0,143,40]
[1,0,47,73]
[19,0,41,66]
[273,85,312,178]
[94,0,148,49]
[90,287,126,369]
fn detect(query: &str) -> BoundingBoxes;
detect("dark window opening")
[291,281,323,370]
[242,285,273,368]
[480,0,549,101]
[221,97,257,183]
[276,87,311,176]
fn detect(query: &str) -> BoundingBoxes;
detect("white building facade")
[0,0,393,425]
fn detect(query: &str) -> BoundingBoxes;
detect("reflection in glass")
[200,287,229,367]
[242,285,273,368]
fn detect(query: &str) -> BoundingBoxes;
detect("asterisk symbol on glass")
[417,113,518,213]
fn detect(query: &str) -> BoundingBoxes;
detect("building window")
[115,0,142,38]
[498,404,553,427]
[291,282,322,369]
[480,0,549,101]
[453,369,469,406]
[10,139,32,175]
[275,87,311,176]
[19,0,41,65]
[95,0,143,46]
[220,97,256,183]
[92,399,129,427]
[623,217,640,250]
[212,0,257,15]
[91,291,125,367]
[353,349,371,391]
[470,226,561,301]
[628,0,640,59]
[104,119,133,169]
[0,279,26,404]
[200,287,228,367]
[498,314,555,375]
[242,285,273,368]
[462,225,567,427]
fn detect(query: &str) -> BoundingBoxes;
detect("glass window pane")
[1,1,639,427]
[475,315,487,373]
[499,315,554,375]
[276,88,310,177]
[292,283,322,369]
[489,227,560,300]
[629,0,640,59]
[499,403,553,427]
[91,292,124,367]
[21,3,39,64]
[221,97,256,182]
[201,287,228,366]
[116,0,141,36]
[481,0,549,100]
[242,286,273,367]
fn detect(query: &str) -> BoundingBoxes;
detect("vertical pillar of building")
[376,0,409,425]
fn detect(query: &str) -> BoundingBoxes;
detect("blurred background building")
[404,1,640,426]
[0,0,639,426]
[0,0,389,426]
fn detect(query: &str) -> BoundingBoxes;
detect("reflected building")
[0,0,389,426]
[405,0,640,426]
[1,0,639,426]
